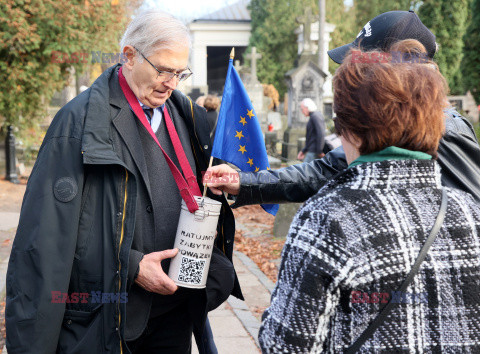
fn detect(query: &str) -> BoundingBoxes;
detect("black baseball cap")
[328,10,437,64]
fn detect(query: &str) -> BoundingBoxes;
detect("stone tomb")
[448,91,479,123]
[245,47,268,127]
[282,61,327,160]
[285,61,326,129]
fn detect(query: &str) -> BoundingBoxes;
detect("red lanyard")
[118,67,200,213]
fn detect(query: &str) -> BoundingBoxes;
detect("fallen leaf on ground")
[233,205,285,283]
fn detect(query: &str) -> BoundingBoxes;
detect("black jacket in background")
[302,111,326,155]
[235,108,480,206]
[206,110,218,136]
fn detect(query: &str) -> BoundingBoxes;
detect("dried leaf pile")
[232,205,286,282]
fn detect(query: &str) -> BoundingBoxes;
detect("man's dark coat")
[301,111,326,155]
[6,64,240,353]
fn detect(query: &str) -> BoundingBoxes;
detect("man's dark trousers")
[125,301,193,353]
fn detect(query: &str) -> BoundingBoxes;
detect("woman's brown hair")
[333,39,448,157]
[203,95,220,111]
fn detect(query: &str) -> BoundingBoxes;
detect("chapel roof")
[193,0,250,22]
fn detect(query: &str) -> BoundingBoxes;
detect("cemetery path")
[0,178,26,212]
[0,178,26,350]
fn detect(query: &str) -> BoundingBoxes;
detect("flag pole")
[203,47,235,197]
[203,156,214,197]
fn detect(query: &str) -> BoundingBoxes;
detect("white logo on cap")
[356,22,372,38]
[364,22,372,37]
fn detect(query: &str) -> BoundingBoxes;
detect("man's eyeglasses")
[134,47,193,83]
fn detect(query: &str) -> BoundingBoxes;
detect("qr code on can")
[178,256,206,285]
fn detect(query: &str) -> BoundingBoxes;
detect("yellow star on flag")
[247,158,254,167]
[238,145,247,154]
[247,109,255,119]
[255,166,260,172]
[239,116,247,126]
[267,167,270,170]
[235,130,244,140]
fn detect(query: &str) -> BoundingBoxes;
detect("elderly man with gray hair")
[297,98,326,163]
[6,10,239,353]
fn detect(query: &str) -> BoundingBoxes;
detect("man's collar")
[137,98,165,111]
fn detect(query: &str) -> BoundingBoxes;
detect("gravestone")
[448,91,479,123]
[234,59,244,78]
[267,112,282,131]
[285,61,326,129]
[246,47,262,84]
[280,9,328,161]
[267,155,282,169]
[245,47,268,127]
[273,203,303,238]
[296,8,317,65]
[59,67,77,106]
[282,61,327,160]
[235,59,250,83]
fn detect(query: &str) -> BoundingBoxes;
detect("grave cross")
[296,7,315,53]
[234,59,243,72]
[246,47,262,83]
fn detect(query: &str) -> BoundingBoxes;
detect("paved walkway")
[0,210,273,353]
[0,213,19,232]
[0,211,17,354]
[190,249,275,353]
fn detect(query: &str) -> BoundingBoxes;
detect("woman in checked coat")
[259,40,480,353]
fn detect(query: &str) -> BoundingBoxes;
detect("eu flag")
[211,57,279,216]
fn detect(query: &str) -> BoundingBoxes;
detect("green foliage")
[418,0,470,95]
[248,0,476,101]
[248,0,316,96]
[474,121,480,142]
[247,0,422,95]
[325,0,358,73]
[17,122,45,163]
[329,1,423,72]
[354,0,420,30]
[0,0,140,131]
[462,0,480,103]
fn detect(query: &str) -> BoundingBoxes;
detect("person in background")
[297,98,326,163]
[196,95,206,107]
[260,39,480,353]
[204,94,220,140]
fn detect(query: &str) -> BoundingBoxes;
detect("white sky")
[142,0,354,23]
[143,0,240,22]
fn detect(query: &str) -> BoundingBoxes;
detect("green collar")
[348,146,432,168]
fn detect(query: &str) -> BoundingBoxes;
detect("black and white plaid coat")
[259,159,480,353]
